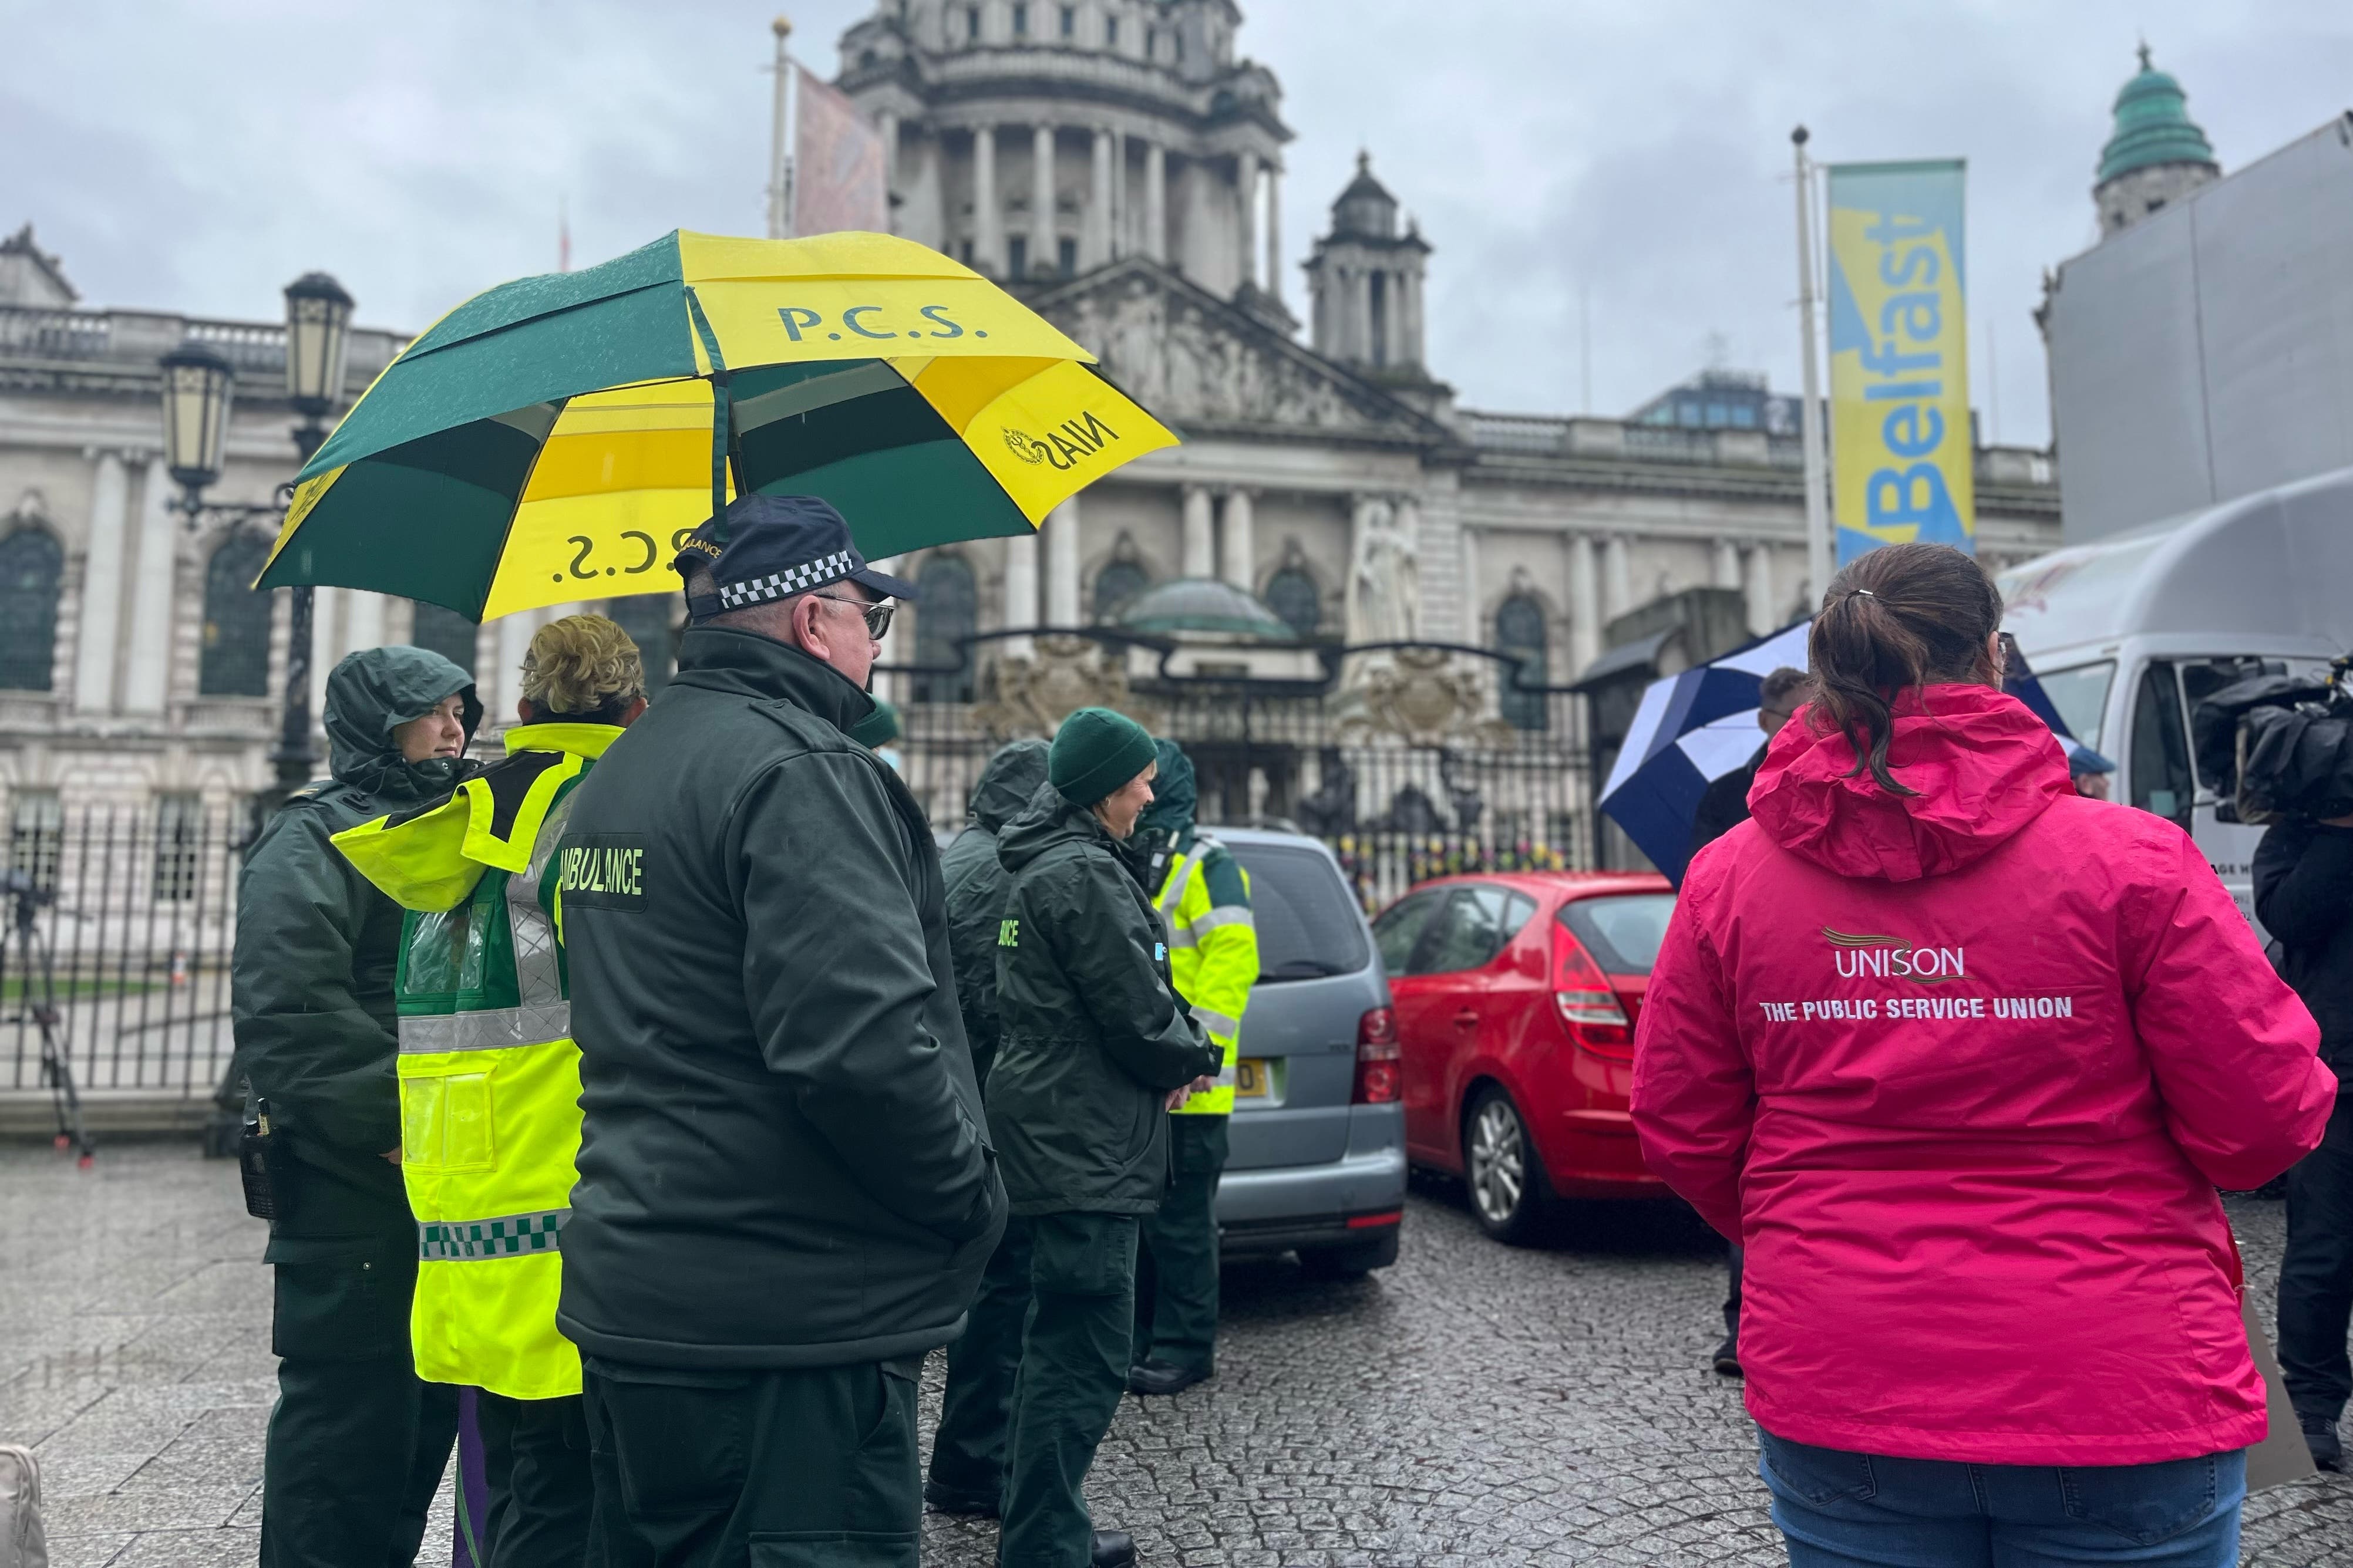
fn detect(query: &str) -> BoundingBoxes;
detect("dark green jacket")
[556,626,1006,1370]
[991,782,1222,1216]
[941,739,1051,1089]
[1119,739,1244,909]
[232,645,479,1249]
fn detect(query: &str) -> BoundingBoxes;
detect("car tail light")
[1354,1006,1400,1104]
[1553,926,1634,1057]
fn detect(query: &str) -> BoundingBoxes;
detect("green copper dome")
[1116,578,1293,640]
[2097,45,2218,184]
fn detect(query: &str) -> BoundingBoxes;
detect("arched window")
[913,554,976,703]
[198,532,274,697]
[1264,566,1320,639]
[1494,594,1549,731]
[0,528,62,692]
[605,592,679,698]
[1093,559,1149,622]
[409,601,478,679]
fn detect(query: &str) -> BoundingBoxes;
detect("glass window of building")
[0,527,62,692]
[153,791,202,903]
[7,789,62,896]
[605,592,678,699]
[198,532,275,697]
[1494,594,1549,731]
[1094,559,1150,621]
[1059,4,1075,37]
[409,601,477,677]
[1008,235,1029,279]
[1264,567,1320,639]
[1105,14,1119,45]
[967,5,981,39]
[1057,237,1078,277]
[913,554,977,703]
[1012,2,1028,35]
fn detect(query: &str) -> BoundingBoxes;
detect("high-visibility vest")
[331,721,621,1402]
[1152,834,1259,1117]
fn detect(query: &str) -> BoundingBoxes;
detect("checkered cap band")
[714,549,858,611]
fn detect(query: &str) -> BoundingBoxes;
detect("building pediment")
[1024,259,1455,450]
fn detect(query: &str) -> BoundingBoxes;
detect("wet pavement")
[5,1141,2351,1565]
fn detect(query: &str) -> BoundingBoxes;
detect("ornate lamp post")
[158,271,357,808]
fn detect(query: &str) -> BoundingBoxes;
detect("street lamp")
[156,270,358,811]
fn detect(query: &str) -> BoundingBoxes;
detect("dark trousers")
[1136,1115,1227,1373]
[1725,1243,1745,1338]
[1001,1212,1140,1568]
[477,1391,596,1568]
[929,1213,1035,1500]
[583,1357,921,1567]
[2280,1092,2353,1423]
[261,1249,459,1567]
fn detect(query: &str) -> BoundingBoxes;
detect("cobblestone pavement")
[5,1141,2352,1566]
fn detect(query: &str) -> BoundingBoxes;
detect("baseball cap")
[672,494,917,623]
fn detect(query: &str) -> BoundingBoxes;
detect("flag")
[793,65,889,236]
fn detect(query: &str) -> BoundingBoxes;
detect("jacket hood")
[968,740,1052,834]
[323,645,481,801]
[1133,739,1195,841]
[1748,684,2069,882]
[998,778,1112,874]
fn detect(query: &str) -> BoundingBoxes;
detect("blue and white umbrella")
[1597,622,1810,885]
[1597,623,2095,884]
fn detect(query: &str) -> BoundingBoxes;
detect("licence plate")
[1233,1059,1268,1098]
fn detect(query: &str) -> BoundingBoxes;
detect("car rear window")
[1225,842,1371,983]
[1558,893,1677,974]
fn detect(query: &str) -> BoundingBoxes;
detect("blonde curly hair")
[520,614,647,719]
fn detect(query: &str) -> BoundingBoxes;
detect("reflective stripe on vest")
[419,1208,569,1261]
[399,1002,573,1054]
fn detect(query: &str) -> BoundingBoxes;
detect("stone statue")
[1348,499,1419,645]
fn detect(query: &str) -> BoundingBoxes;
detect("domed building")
[2093,45,2220,238]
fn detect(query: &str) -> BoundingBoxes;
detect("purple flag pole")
[453,1387,491,1568]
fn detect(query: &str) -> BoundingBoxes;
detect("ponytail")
[1805,543,2003,795]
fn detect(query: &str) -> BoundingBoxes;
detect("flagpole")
[1793,125,1832,608]
[767,15,795,240]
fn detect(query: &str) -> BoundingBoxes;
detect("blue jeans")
[1758,1429,2246,1567]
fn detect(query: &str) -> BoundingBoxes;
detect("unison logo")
[1823,927,1964,983]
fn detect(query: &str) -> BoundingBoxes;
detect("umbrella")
[1597,622,2088,881]
[259,230,1176,621]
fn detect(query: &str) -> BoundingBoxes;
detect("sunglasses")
[807,592,894,641]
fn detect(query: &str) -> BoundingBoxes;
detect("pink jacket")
[1632,684,2335,1465]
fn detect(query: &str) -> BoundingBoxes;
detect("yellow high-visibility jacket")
[1152,833,1260,1116]
[331,722,620,1401]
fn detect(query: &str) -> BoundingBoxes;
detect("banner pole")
[767,15,795,240]
[1792,126,1832,608]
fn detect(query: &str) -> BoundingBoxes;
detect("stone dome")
[1116,578,1295,640]
[2098,45,2218,184]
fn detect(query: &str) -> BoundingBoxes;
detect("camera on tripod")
[2193,653,2353,824]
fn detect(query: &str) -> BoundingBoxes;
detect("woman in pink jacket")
[1632,542,2336,1566]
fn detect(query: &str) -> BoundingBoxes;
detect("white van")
[1995,464,2353,935]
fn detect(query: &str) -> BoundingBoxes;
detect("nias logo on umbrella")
[1002,412,1123,471]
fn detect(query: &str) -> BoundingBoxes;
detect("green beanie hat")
[1049,706,1157,806]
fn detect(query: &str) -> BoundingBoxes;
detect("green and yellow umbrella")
[259,229,1176,620]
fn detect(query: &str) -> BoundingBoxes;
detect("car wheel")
[1298,1229,1400,1280]
[1463,1086,1551,1244]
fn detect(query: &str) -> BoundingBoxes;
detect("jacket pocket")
[1756,1429,1877,1508]
[2058,1454,2222,1545]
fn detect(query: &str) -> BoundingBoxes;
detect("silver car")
[1209,828,1405,1277]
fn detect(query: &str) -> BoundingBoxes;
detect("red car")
[1371,871,1677,1242]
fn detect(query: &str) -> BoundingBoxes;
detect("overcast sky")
[8,1,2351,445]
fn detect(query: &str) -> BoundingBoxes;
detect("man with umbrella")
[555,494,1006,1564]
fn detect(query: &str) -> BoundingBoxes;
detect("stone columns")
[1568,533,1601,675]
[1219,488,1255,592]
[1713,538,1742,591]
[345,589,386,657]
[1352,268,1374,365]
[122,456,177,715]
[973,126,1001,274]
[1031,123,1056,276]
[1603,534,1631,622]
[1087,127,1115,269]
[1045,497,1081,625]
[1745,542,1777,636]
[1236,150,1260,291]
[1180,485,1216,578]
[73,450,129,714]
[1144,142,1167,264]
[1263,165,1282,305]
[871,555,905,703]
[494,608,537,726]
[1002,529,1039,657]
